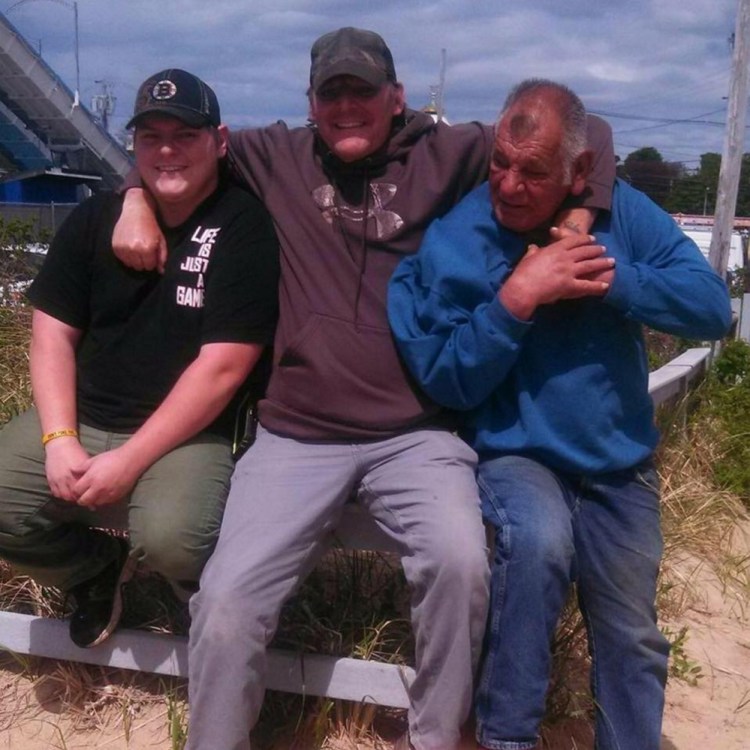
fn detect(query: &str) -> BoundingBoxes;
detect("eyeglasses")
[316,82,381,103]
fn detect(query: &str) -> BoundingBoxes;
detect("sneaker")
[68,538,136,648]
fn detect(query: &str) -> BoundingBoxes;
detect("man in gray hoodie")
[113,28,614,750]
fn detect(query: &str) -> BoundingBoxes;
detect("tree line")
[617,147,750,217]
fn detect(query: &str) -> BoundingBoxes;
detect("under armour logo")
[313,183,404,240]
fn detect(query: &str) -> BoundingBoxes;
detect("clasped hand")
[45,440,139,508]
[500,233,615,321]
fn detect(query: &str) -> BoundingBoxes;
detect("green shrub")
[714,338,750,384]
[663,625,704,686]
[0,216,47,290]
[689,339,750,508]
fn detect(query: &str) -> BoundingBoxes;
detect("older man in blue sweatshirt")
[388,79,732,750]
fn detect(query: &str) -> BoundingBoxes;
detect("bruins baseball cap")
[127,68,220,129]
[310,27,397,92]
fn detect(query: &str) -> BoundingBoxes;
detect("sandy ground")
[0,547,748,750]
[660,549,750,750]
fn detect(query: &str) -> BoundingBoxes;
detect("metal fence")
[0,202,77,237]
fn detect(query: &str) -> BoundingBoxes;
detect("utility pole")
[709,0,750,274]
[436,48,446,122]
[91,79,116,132]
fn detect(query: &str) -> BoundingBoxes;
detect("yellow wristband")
[41,429,79,446]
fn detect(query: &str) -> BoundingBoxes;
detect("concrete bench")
[0,347,712,710]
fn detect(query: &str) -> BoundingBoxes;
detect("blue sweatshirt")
[388,179,732,475]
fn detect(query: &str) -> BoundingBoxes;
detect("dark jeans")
[476,455,670,750]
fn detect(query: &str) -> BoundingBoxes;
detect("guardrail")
[0,346,715,710]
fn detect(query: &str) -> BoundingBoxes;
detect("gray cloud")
[2,0,740,165]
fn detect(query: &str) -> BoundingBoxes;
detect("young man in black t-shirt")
[0,69,279,648]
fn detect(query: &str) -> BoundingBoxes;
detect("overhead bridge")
[0,12,130,190]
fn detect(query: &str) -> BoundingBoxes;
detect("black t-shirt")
[28,183,279,437]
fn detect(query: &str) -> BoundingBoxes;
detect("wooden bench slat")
[0,610,414,708]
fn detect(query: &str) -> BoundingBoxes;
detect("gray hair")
[498,78,587,182]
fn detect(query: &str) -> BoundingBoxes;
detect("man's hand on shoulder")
[499,234,614,320]
[113,188,168,274]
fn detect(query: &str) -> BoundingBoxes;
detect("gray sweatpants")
[0,407,234,592]
[187,425,489,750]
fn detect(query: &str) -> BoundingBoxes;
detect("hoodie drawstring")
[352,170,371,331]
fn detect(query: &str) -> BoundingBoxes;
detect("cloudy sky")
[1,0,742,170]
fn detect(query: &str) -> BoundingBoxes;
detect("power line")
[590,108,726,128]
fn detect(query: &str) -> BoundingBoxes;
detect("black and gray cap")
[127,68,220,129]
[310,27,397,92]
